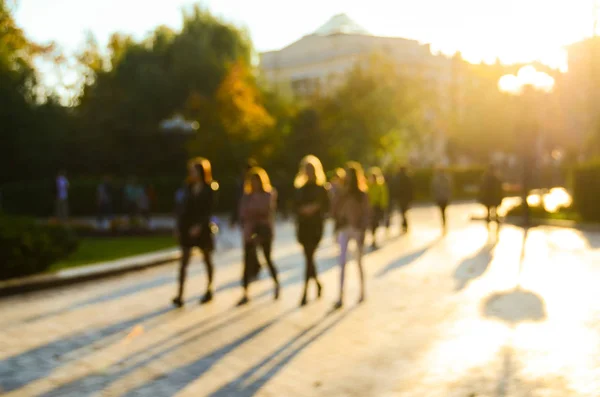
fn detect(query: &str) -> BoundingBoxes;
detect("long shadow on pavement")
[0,301,267,394]
[453,241,496,291]
[208,307,356,397]
[36,302,276,397]
[0,306,172,393]
[1,245,339,393]
[12,241,326,327]
[374,237,440,279]
[3,234,383,394]
[112,307,299,397]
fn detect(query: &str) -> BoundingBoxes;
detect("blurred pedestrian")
[329,167,346,238]
[294,155,329,306]
[394,166,413,233]
[174,183,187,220]
[367,167,389,249]
[479,164,504,225]
[55,170,70,222]
[431,167,452,232]
[332,162,370,309]
[230,159,257,228]
[124,177,140,223]
[237,167,280,306]
[138,187,150,228]
[97,176,113,228]
[172,157,219,308]
[146,184,157,226]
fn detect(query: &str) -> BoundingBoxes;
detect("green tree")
[316,54,432,167]
[0,0,67,184]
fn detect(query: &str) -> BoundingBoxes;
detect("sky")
[12,0,597,88]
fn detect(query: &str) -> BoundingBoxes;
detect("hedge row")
[0,176,242,217]
[0,168,491,217]
[572,162,600,222]
[410,167,485,201]
[0,216,79,280]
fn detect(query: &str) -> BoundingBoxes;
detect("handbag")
[252,223,273,241]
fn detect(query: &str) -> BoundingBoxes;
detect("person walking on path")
[367,167,390,249]
[55,170,70,222]
[237,167,280,306]
[332,162,370,310]
[479,164,504,225]
[172,158,219,308]
[431,168,452,232]
[138,186,151,228]
[394,166,413,233]
[230,159,257,228]
[294,155,330,306]
[328,168,346,239]
[124,177,142,224]
[96,176,113,228]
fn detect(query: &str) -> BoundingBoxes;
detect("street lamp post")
[498,66,555,226]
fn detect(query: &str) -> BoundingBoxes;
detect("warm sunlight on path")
[2,203,600,396]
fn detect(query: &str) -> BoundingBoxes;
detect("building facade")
[259,14,452,165]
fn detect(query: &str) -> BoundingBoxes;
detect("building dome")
[313,14,370,36]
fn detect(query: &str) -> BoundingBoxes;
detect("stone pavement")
[2,203,600,396]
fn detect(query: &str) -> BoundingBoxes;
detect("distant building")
[261,14,451,99]
[259,14,452,165]
[562,37,600,151]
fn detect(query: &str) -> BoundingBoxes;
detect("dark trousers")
[437,201,448,227]
[176,246,214,299]
[301,242,321,298]
[398,203,410,230]
[486,206,499,223]
[243,240,278,290]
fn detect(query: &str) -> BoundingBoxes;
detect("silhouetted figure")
[431,168,452,232]
[55,170,70,222]
[394,167,413,233]
[329,168,346,239]
[230,159,257,228]
[124,176,143,224]
[172,158,218,308]
[332,162,370,309]
[96,176,113,228]
[294,155,330,306]
[479,164,504,225]
[138,186,150,228]
[237,167,280,306]
[174,183,186,219]
[367,167,389,249]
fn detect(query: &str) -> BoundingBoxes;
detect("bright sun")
[424,0,595,71]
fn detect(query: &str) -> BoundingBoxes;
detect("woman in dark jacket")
[172,157,218,308]
[295,155,330,306]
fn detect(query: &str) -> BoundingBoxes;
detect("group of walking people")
[171,155,505,310]
[171,155,393,310]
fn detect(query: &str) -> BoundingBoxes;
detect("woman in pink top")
[237,167,280,306]
[332,161,370,310]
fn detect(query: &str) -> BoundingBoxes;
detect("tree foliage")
[312,54,432,167]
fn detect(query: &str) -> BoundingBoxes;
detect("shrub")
[0,176,239,217]
[572,162,600,222]
[0,216,79,280]
[410,167,486,201]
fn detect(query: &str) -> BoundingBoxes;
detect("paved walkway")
[2,203,600,396]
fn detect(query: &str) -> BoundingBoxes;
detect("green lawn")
[506,204,581,222]
[51,236,178,271]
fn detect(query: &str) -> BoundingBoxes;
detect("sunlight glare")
[499,66,556,95]
[527,194,542,207]
[543,188,573,213]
